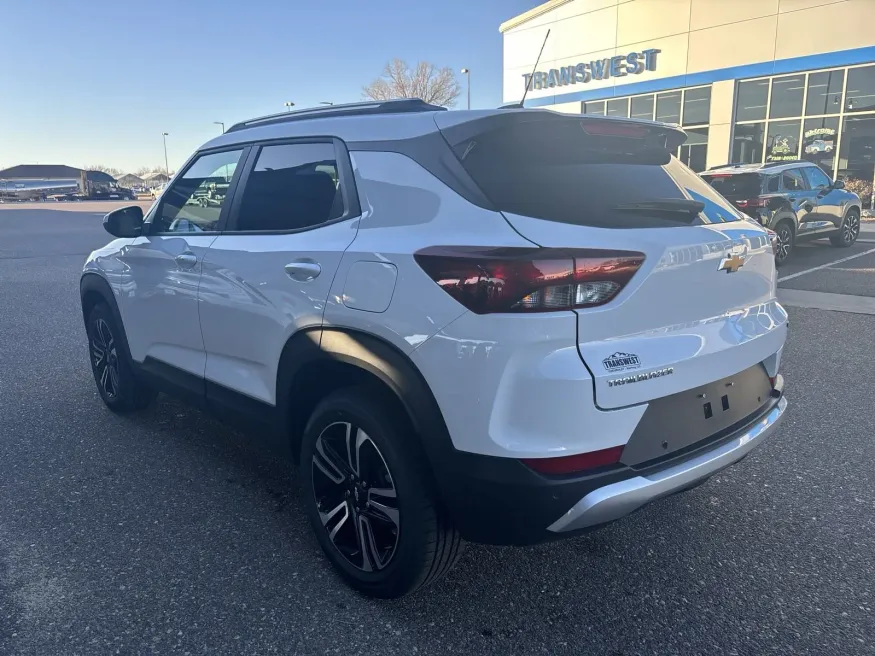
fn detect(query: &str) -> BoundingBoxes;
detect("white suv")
[81,100,788,598]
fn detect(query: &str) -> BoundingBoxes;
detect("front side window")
[802,166,831,190]
[235,143,342,232]
[152,149,243,233]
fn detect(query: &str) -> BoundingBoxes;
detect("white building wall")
[501,0,875,163]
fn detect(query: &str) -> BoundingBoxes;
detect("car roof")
[200,100,688,151]
[705,160,816,175]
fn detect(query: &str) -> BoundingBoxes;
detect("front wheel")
[87,303,156,413]
[299,388,463,598]
[774,221,795,266]
[830,209,860,247]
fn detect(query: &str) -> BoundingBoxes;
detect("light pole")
[461,68,471,110]
[284,101,295,112]
[214,121,225,133]
[162,132,169,177]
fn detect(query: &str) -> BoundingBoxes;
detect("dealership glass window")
[845,65,875,113]
[732,123,765,164]
[630,95,654,120]
[765,120,801,162]
[735,79,769,122]
[806,69,844,116]
[769,75,805,119]
[679,127,708,172]
[802,117,839,177]
[682,87,711,126]
[584,101,606,115]
[656,91,681,124]
[606,98,629,117]
[838,116,875,186]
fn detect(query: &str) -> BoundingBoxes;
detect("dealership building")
[501,0,875,186]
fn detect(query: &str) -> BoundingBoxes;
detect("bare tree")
[363,59,461,108]
[135,166,165,177]
[84,164,123,177]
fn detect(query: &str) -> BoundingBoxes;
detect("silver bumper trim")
[547,396,788,533]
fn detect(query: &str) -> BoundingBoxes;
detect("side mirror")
[104,205,144,238]
[833,179,845,189]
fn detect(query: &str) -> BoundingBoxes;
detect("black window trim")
[144,144,252,236]
[219,136,361,235]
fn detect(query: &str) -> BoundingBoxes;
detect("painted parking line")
[777,246,875,283]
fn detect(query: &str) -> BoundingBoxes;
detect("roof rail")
[226,99,447,134]
[761,159,807,168]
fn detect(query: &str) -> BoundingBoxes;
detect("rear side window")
[442,114,741,228]
[701,172,762,199]
[782,169,807,191]
[235,143,343,232]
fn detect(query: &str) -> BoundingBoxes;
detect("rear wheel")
[300,387,463,598]
[830,208,860,247]
[87,304,156,413]
[773,221,794,266]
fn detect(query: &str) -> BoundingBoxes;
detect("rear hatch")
[436,110,787,409]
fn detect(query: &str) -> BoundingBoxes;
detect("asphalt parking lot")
[1,205,874,655]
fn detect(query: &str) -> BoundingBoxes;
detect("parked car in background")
[81,101,788,598]
[701,160,861,265]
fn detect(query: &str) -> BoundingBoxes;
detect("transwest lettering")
[521,49,661,90]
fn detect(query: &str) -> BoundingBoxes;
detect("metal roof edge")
[499,0,574,33]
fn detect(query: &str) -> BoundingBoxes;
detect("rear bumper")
[434,391,787,546]
[548,395,787,532]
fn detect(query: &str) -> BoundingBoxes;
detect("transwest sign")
[522,49,660,91]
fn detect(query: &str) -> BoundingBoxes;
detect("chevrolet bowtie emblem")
[718,253,746,273]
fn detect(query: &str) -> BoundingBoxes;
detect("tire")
[830,208,860,248]
[86,303,156,413]
[299,387,463,598]
[773,220,795,267]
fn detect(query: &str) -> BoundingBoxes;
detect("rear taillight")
[521,445,625,475]
[413,247,645,314]
[735,197,768,209]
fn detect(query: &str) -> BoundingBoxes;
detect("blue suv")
[702,160,862,265]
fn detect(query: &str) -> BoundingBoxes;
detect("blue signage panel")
[523,49,661,91]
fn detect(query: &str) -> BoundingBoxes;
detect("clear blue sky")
[0,0,535,173]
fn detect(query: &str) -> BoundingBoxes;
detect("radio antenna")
[508,29,550,109]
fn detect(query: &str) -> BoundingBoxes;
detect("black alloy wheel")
[774,222,794,265]
[300,388,463,598]
[91,317,120,401]
[831,209,860,247]
[86,303,156,413]
[311,421,400,572]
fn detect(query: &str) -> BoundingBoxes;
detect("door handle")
[284,261,322,281]
[788,197,797,202]
[175,252,197,269]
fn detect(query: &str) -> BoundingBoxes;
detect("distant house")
[116,173,144,188]
[145,173,170,189]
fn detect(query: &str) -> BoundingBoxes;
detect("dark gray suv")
[702,160,862,265]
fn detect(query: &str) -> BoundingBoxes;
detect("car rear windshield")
[440,113,742,228]
[700,172,762,199]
